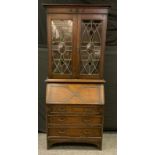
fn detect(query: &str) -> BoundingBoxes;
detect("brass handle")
[83,118,91,123]
[59,107,66,112]
[59,117,65,122]
[79,129,90,137]
[58,129,65,135]
[70,9,79,13]
[83,129,90,136]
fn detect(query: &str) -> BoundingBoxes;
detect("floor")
[38,133,117,155]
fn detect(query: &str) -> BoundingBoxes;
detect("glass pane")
[51,20,72,74]
[80,20,102,75]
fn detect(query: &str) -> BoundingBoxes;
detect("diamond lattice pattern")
[51,20,73,74]
[80,20,102,75]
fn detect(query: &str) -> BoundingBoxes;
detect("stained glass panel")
[51,20,72,74]
[80,20,102,75]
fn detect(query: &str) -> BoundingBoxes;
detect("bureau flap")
[46,83,104,104]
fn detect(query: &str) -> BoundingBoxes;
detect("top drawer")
[47,104,103,115]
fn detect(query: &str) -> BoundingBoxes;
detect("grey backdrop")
[38,0,117,132]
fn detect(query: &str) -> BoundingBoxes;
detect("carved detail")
[47,139,102,149]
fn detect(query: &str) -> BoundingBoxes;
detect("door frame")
[76,14,108,79]
[47,14,77,79]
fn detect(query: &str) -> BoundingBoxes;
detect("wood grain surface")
[46,83,104,104]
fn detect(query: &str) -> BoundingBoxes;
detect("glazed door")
[77,14,107,79]
[47,14,77,78]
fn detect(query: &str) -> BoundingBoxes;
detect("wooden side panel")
[46,83,104,104]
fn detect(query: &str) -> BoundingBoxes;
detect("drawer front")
[47,105,103,115]
[47,115,102,125]
[48,127,101,137]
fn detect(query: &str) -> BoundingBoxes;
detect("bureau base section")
[47,137,102,150]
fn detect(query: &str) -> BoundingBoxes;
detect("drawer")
[48,127,101,137]
[47,105,103,115]
[47,115,102,125]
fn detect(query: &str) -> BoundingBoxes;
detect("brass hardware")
[58,129,65,135]
[59,107,66,112]
[59,117,65,122]
[69,9,79,13]
[83,118,91,123]
[83,129,90,135]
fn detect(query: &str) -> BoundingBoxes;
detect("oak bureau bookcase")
[43,4,109,150]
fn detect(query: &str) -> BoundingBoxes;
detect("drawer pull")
[70,9,79,13]
[58,117,65,122]
[58,107,66,112]
[83,118,91,123]
[58,129,66,135]
[83,129,90,136]
[84,130,89,134]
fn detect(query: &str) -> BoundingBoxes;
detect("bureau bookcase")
[43,4,109,150]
